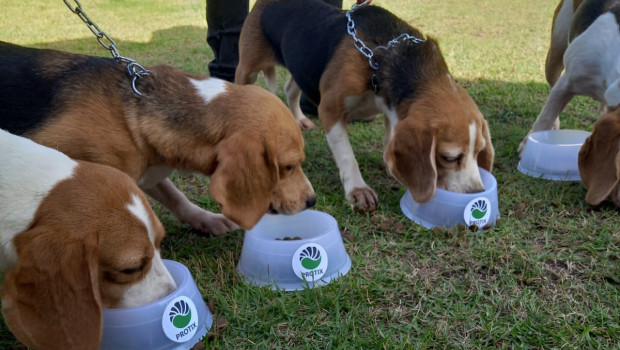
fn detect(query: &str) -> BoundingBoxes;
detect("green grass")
[1,0,619,348]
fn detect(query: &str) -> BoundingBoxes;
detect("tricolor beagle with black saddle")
[235,0,495,211]
[0,41,316,233]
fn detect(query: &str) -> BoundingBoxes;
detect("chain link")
[345,0,426,91]
[345,1,377,70]
[63,0,150,96]
[374,33,426,52]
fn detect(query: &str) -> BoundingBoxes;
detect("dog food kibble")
[276,236,302,241]
[468,224,479,232]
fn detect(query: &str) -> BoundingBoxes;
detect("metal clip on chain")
[63,0,150,96]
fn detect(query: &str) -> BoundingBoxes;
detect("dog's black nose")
[306,196,317,208]
[269,203,278,214]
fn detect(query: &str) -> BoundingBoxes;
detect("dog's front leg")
[144,179,239,235]
[519,74,573,153]
[324,115,379,211]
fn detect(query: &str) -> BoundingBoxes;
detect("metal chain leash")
[345,0,378,69]
[63,0,150,96]
[345,0,426,91]
[374,33,426,52]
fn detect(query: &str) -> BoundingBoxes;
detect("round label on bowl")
[292,243,328,282]
[161,296,199,343]
[463,197,492,228]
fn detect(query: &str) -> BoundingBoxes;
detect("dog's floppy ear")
[1,227,102,350]
[477,119,495,172]
[210,133,278,229]
[386,118,437,203]
[578,113,620,205]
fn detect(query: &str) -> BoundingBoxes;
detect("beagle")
[520,0,620,152]
[578,109,620,207]
[0,41,316,233]
[235,0,495,211]
[0,129,177,350]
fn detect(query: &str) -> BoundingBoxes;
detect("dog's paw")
[348,187,379,212]
[184,209,240,236]
[297,117,316,131]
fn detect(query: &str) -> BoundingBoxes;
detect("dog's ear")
[578,113,620,205]
[604,78,620,109]
[385,118,437,203]
[477,119,495,172]
[210,133,278,229]
[1,227,102,350]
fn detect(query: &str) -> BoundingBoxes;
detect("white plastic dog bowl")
[237,210,352,291]
[101,260,213,350]
[400,168,499,230]
[518,129,591,181]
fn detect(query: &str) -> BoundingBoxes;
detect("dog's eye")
[121,265,144,275]
[442,155,462,162]
[285,165,295,172]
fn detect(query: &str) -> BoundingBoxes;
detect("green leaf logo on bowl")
[299,246,322,270]
[169,300,192,329]
[470,199,488,220]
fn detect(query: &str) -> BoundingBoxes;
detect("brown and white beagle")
[578,109,620,207]
[0,41,316,234]
[520,0,620,152]
[235,0,495,211]
[0,129,177,350]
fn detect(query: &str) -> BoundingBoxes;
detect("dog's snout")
[467,182,485,194]
[269,203,279,214]
[306,196,317,208]
[164,281,177,296]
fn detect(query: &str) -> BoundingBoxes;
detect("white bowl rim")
[527,129,591,146]
[245,210,339,244]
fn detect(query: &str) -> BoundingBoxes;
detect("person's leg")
[206,0,249,82]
